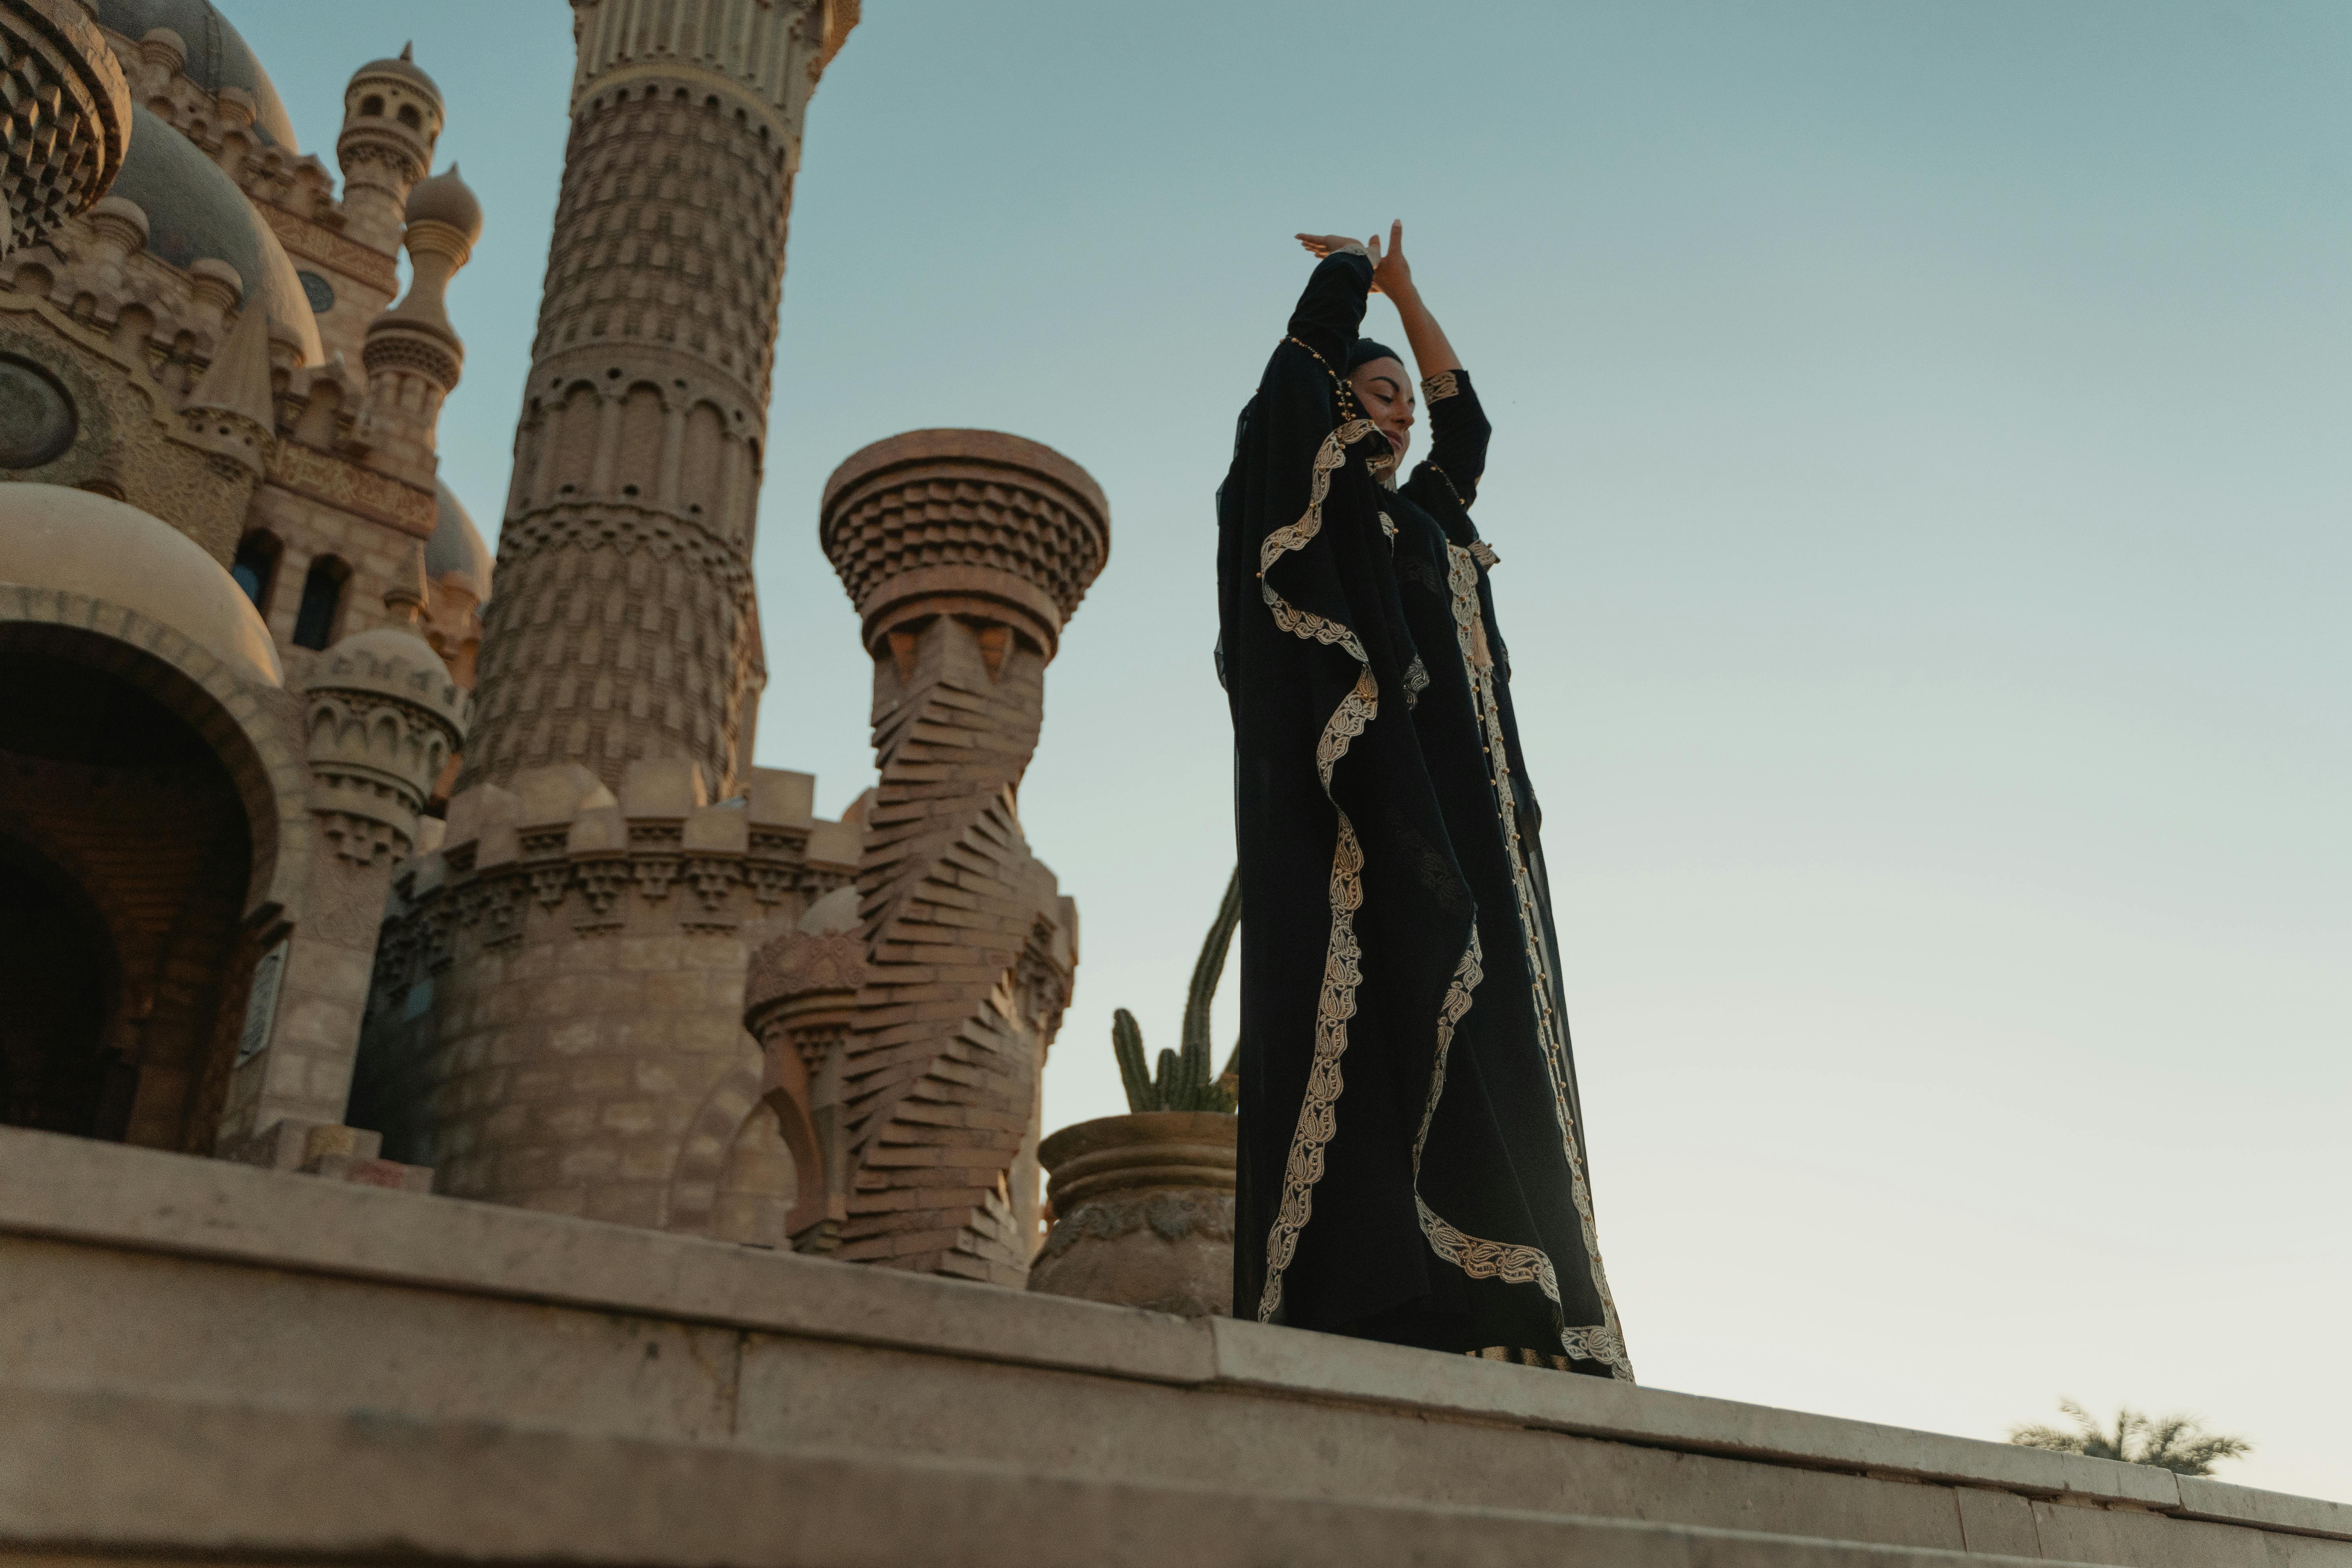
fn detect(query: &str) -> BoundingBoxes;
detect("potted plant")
[1027,872,1240,1316]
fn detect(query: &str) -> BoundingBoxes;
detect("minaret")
[361,164,480,485]
[335,45,442,255]
[459,0,859,800]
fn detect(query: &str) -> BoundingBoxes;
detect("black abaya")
[1216,249,1631,1378]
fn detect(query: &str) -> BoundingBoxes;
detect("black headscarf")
[1346,337,1405,374]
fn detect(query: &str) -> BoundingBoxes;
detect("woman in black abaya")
[1216,223,1631,1377]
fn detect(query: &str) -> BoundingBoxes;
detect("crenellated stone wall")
[351,758,859,1230]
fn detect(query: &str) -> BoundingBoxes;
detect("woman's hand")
[1296,222,1412,297]
[1296,232,1365,261]
[1367,221,1412,300]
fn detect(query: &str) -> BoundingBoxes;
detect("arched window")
[396,103,422,130]
[291,556,348,650]
[229,531,280,611]
[359,95,383,118]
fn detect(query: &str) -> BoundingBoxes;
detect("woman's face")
[1349,357,1415,462]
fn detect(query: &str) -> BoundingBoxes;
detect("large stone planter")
[1027,1112,1235,1317]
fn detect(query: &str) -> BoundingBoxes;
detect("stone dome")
[90,0,297,148]
[425,479,492,593]
[110,106,321,363]
[306,624,467,730]
[405,164,480,241]
[353,44,440,103]
[0,482,280,688]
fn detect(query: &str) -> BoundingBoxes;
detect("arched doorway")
[0,845,120,1136]
[0,649,255,1149]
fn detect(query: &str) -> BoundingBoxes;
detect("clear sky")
[241,0,2348,1499]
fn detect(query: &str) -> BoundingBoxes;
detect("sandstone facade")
[1,3,486,1182]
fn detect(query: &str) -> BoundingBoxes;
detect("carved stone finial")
[181,303,278,475]
[819,429,1111,664]
[383,540,430,631]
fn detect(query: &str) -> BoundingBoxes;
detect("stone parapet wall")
[5,1127,2345,1568]
[353,758,857,1231]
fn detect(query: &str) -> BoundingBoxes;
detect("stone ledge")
[0,1385,2094,1568]
[0,1125,2342,1548]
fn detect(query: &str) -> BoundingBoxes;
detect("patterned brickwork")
[461,0,850,799]
[0,0,129,258]
[820,430,1106,1286]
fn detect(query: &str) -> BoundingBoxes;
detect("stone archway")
[0,642,257,1149]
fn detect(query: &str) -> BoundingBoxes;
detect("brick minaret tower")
[460,0,857,798]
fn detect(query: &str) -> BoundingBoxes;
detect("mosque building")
[6,6,2346,1562]
[0,0,1109,1286]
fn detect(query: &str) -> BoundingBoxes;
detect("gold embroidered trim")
[1469,1346,1579,1373]
[1468,540,1500,570]
[1254,421,1384,1325]
[1402,655,1430,710]
[1440,542,1634,1380]
[1259,419,1375,660]
[1379,511,1398,542]
[1423,370,1461,402]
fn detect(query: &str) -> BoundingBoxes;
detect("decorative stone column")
[0,0,130,258]
[219,608,467,1158]
[741,885,865,1252]
[360,166,480,488]
[460,0,858,800]
[819,429,1110,1286]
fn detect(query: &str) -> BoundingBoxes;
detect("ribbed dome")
[425,479,492,592]
[109,106,321,363]
[405,164,480,241]
[90,0,297,148]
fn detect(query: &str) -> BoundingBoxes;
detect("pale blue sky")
[242,1,2347,1497]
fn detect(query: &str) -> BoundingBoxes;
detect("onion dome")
[405,164,480,243]
[425,480,493,595]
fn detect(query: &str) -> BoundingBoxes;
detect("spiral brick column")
[460,0,858,800]
[820,429,1109,1285]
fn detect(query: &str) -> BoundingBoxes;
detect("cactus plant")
[1112,869,1242,1113]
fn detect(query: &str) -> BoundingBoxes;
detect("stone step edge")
[2,1127,2341,1544]
[0,1385,2104,1568]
